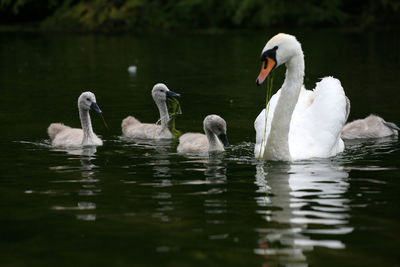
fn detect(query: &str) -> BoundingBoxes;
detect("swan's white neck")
[264,53,304,161]
[79,108,96,146]
[205,128,223,152]
[156,100,170,131]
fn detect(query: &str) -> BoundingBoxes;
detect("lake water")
[0,29,399,266]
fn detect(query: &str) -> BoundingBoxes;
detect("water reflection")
[254,160,352,264]
[119,137,174,153]
[149,154,229,226]
[151,153,173,222]
[202,157,228,231]
[204,154,228,183]
[52,146,98,156]
[49,147,99,221]
[342,136,399,161]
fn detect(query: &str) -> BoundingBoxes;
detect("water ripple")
[254,160,351,262]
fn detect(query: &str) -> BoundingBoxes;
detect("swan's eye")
[86,98,90,101]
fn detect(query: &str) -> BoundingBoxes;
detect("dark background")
[1,0,399,31]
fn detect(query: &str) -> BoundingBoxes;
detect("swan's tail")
[121,116,141,135]
[47,123,69,140]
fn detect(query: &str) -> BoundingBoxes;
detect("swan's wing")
[48,123,71,141]
[52,128,84,148]
[254,89,281,158]
[177,133,209,153]
[290,77,347,159]
[124,122,167,139]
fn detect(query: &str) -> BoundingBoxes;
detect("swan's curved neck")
[205,128,223,152]
[79,108,96,146]
[156,100,170,130]
[264,53,304,161]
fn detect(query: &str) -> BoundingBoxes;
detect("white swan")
[121,83,180,139]
[342,114,399,139]
[177,115,230,154]
[48,92,103,148]
[254,33,349,161]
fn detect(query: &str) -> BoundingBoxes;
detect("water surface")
[0,29,399,266]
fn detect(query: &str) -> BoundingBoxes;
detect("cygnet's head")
[151,83,180,104]
[256,33,302,85]
[203,115,230,147]
[78,91,102,113]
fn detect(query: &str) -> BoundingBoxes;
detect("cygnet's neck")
[204,127,223,152]
[79,107,96,146]
[264,53,304,161]
[155,99,170,130]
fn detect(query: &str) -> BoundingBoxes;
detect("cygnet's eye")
[160,90,165,93]
[86,98,91,101]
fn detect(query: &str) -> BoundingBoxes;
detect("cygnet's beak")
[166,90,180,98]
[256,57,276,86]
[218,133,230,147]
[90,102,102,114]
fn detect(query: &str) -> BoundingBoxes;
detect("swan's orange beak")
[256,57,276,86]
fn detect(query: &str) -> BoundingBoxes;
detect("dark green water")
[0,29,399,266]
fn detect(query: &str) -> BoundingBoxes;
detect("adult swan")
[254,33,349,161]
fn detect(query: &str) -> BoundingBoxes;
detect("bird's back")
[342,114,399,139]
[177,133,209,154]
[122,116,172,139]
[51,127,84,148]
[48,123,70,140]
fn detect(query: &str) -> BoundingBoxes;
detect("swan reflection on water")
[49,146,100,222]
[204,155,227,184]
[148,153,228,226]
[118,137,174,154]
[254,160,352,263]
